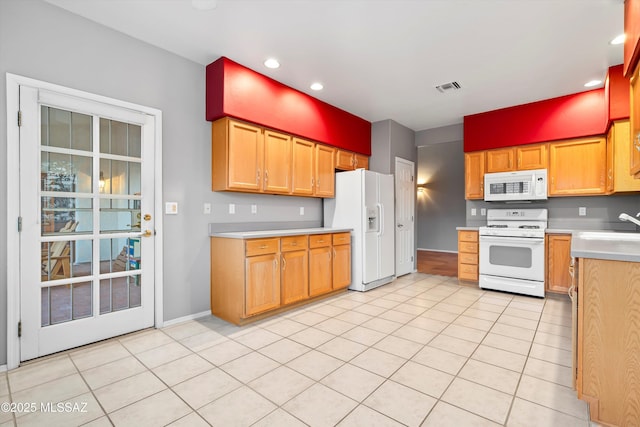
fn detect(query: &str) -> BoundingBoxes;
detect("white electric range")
[478,208,548,297]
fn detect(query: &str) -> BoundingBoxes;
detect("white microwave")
[484,169,547,202]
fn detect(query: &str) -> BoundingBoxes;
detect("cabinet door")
[309,247,332,296]
[315,144,336,197]
[281,250,309,305]
[611,120,640,191]
[332,243,351,290]
[292,138,315,196]
[465,151,485,200]
[354,153,369,170]
[245,254,280,316]
[486,148,516,172]
[264,130,292,194]
[517,144,547,170]
[606,126,614,194]
[336,150,354,170]
[549,137,607,195]
[546,234,572,294]
[228,120,264,191]
[631,63,640,176]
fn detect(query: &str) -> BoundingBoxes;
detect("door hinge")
[17,110,22,127]
[411,175,414,182]
[18,216,22,232]
[18,321,22,338]
[411,256,414,262]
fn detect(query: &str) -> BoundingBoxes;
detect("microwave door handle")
[481,235,544,244]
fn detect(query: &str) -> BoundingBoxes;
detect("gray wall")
[0,0,321,365]
[370,120,417,174]
[416,135,466,251]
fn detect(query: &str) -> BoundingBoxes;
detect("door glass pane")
[41,281,92,326]
[99,159,141,195]
[99,238,140,273]
[41,152,92,193]
[100,276,141,314]
[100,206,142,233]
[489,245,532,268]
[41,106,92,152]
[41,197,92,235]
[41,240,92,281]
[100,118,142,158]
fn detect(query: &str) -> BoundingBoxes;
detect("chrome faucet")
[618,212,640,228]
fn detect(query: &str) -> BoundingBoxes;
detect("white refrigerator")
[324,169,395,291]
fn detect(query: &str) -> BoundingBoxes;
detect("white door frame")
[6,73,164,370]
[394,157,416,276]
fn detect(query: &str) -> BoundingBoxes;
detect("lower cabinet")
[457,230,479,281]
[211,231,350,324]
[545,234,572,294]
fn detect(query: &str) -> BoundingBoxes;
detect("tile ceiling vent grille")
[435,81,462,93]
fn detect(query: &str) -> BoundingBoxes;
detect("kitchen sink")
[575,231,640,241]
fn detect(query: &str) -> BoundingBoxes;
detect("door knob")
[142,229,153,237]
[143,214,152,221]
[397,224,404,228]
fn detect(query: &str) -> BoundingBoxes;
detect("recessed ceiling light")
[310,82,324,91]
[192,0,217,10]
[264,58,280,69]
[584,80,602,88]
[610,34,625,45]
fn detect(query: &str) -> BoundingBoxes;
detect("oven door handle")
[480,235,544,244]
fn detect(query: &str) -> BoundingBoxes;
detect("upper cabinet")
[549,136,607,196]
[212,117,335,198]
[516,143,547,170]
[607,120,640,192]
[336,149,369,171]
[486,148,515,173]
[465,151,485,200]
[624,0,640,77]
[631,64,640,177]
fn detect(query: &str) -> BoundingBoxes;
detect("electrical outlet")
[471,208,477,216]
[228,203,235,214]
[579,207,587,216]
[481,208,486,216]
[251,204,257,214]
[299,207,305,216]
[203,203,211,214]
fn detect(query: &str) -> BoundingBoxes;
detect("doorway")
[6,75,163,367]
[395,157,415,277]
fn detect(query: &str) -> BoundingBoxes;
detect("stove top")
[479,208,548,238]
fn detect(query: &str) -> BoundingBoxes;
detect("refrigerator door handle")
[377,203,384,237]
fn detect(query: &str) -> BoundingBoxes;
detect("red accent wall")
[206,57,371,155]
[463,89,607,152]
[606,64,630,121]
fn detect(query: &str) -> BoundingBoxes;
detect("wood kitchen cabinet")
[606,120,640,192]
[576,257,640,426]
[292,137,315,196]
[631,63,640,177]
[486,147,516,173]
[309,234,333,296]
[263,129,292,194]
[548,136,607,196]
[465,152,485,200]
[336,149,369,171]
[516,143,548,170]
[457,230,478,282]
[545,234,571,294]
[280,235,309,305]
[332,232,351,290]
[315,144,336,197]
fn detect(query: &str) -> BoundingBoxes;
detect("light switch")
[165,202,178,215]
[299,207,305,216]
[251,204,257,214]
[481,208,486,216]
[203,203,211,214]
[229,203,235,214]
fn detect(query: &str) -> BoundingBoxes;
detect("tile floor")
[0,273,594,426]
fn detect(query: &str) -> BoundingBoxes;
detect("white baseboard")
[417,248,458,254]
[161,310,211,328]
[0,364,7,372]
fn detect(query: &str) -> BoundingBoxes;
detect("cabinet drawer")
[309,234,331,248]
[458,252,478,265]
[332,232,351,246]
[458,241,478,254]
[458,266,478,281]
[281,235,308,252]
[246,238,279,256]
[459,231,478,243]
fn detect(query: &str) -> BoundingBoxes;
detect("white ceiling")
[44,0,625,132]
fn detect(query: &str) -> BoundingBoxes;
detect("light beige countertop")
[210,227,352,239]
[571,231,640,263]
[456,226,479,231]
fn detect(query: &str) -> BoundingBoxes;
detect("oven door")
[479,235,545,281]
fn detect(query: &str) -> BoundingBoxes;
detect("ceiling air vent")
[435,81,462,93]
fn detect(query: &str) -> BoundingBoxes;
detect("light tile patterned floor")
[0,273,593,426]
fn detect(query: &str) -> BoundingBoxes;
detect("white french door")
[17,84,157,361]
[395,157,415,277]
